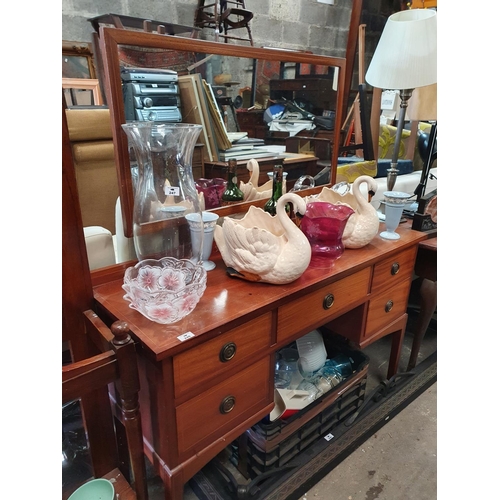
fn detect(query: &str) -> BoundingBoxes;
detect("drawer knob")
[323,293,335,309]
[391,262,400,275]
[220,395,236,414]
[219,342,237,362]
[385,300,394,313]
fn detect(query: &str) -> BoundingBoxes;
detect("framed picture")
[62,78,103,107]
[62,41,97,79]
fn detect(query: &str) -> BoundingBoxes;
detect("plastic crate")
[233,334,369,478]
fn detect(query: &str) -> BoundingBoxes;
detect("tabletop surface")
[93,223,426,360]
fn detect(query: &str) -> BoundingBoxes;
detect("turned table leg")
[407,279,437,371]
[387,317,406,379]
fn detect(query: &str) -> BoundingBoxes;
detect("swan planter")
[214,192,311,284]
[239,159,287,202]
[308,175,380,249]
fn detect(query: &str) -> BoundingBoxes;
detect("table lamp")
[365,9,437,191]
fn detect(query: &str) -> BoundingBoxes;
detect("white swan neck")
[277,193,303,237]
[247,159,260,186]
[352,177,368,207]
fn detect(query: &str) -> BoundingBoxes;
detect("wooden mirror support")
[99,27,346,237]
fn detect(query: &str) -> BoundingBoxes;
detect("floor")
[147,386,437,500]
[299,384,437,500]
[63,279,437,499]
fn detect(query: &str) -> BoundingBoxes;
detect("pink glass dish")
[195,178,227,209]
[122,257,207,324]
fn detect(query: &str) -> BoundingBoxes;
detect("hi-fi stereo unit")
[121,68,182,122]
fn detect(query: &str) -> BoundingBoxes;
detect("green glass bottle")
[221,158,244,206]
[264,163,287,216]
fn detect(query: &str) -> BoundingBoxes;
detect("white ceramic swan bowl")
[239,159,275,201]
[213,192,312,284]
[313,175,380,249]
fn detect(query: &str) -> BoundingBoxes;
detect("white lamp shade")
[365,9,437,91]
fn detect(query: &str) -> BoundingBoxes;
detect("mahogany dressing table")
[91,224,426,500]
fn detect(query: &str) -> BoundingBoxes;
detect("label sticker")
[324,433,334,441]
[165,186,180,196]
[177,332,195,342]
[381,90,397,110]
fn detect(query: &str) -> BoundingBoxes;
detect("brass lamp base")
[386,164,399,191]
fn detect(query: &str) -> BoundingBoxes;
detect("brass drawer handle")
[219,342,237,362]
[385,300,394,313]
[323,293,334,310]
[391,262,400,275]
[220,395,236,414]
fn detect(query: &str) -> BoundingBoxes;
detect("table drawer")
[277,268,371,344]
[176,357,272,455]
[173,312,272,398]
[371,246,417,295]
[365,277,412,338]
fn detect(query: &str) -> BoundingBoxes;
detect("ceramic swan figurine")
[213,192,311,284]
[314,175,379,249]
[239,159,273,201]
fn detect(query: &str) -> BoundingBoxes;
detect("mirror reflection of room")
[116,46,339,193]
[62,1,428,273]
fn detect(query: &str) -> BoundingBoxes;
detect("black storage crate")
[232,334,369,479]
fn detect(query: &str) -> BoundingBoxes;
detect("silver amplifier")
[130,93,181,110]
[125,81,180,96]
[121,67,178,83]
[134,107,183,122]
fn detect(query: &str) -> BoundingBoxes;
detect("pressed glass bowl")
[122,257,207,324]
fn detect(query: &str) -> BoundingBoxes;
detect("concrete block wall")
[62,0,393,78]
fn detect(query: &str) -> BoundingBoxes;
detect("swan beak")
[368,189,375,202]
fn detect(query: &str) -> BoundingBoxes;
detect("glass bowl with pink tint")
[300,201,354,268]
[122,257,207,324]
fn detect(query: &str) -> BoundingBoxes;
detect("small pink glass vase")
[195,178,227,209]
[300,201,355,268]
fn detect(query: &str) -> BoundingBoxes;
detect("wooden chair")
[62,98,148,500]
[62,313,149,500]
[339,83,375,161]
[194,0,254,44]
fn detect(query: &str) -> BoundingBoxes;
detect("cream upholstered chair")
[65,107,119,235]
[83,226,116,270]
[65,106,138,267]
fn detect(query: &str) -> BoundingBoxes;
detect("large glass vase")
[121,122,203,262]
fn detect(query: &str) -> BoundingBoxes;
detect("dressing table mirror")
[99,27,347,237]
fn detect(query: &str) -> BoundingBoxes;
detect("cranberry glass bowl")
[122,257,207,324]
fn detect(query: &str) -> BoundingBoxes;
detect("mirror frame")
[99,27,347,237]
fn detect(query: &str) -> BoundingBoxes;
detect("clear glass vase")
[121,122,204,262]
